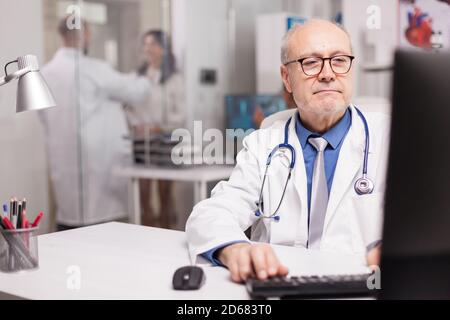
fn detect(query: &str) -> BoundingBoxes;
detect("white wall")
[343,0,398,100]
[227,0,285,95]
[140,0,164,33]
[0,0,50,233]
[256,12,305,94]
[175,0,290,132]
[181,0,230,131]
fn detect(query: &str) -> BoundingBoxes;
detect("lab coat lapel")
[288,113,308,215]
[267,113,308,246]
[324,105,366,231]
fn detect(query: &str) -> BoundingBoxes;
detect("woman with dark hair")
[138,30,178,88]
[128,29,186,228]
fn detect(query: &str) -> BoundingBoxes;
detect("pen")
[21,210,28,229]
[11,208,18,230]
[11,198,17,223]
[2,204,8,218]
[16,201,23,229]
[9,198,14,220]
[32,212,44,228]
[20,210,30,248]
[1,216,15,230]
[5,201,15,269]
[13,197,17,212]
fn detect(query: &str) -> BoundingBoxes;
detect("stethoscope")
[254,107,374,222]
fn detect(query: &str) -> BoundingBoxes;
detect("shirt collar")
[295,107,352,150]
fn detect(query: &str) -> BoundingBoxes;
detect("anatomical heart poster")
[399,0,450,51]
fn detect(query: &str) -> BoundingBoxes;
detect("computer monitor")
[379,50,450,299]
[225,94,287,137]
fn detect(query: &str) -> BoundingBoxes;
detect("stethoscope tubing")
[255,106,372,221]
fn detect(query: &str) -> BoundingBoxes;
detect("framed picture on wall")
[399,0,450,51]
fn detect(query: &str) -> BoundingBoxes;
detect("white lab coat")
[40,48,150,226]
[127,68,186,132]
[186,104,390,263]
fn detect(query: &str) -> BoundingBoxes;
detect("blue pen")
[2,204,8,218]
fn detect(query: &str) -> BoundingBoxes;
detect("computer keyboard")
[246,273,376,299]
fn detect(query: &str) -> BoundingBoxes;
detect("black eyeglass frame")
[284,55,355,76]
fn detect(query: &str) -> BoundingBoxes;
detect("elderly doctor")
[186,20,388,283]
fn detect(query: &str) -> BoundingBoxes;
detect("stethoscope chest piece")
[354,175,374,195]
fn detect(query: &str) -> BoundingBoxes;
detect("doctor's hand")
[217,243,289,283]
[366,245,382,270]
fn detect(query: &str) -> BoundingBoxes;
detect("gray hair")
[280,19,353,65]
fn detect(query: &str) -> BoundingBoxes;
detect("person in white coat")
[126,30,186,228]
[186,19,387,283]
[40,17,150,230]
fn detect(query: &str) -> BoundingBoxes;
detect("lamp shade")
[16,70,56,113]
[12,55,55,113]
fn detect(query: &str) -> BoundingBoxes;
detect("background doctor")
[126,29,186,228]
[186,19,386,283]
[40,17,150,230]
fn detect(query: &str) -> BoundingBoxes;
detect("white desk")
[114,165,234,225]
[0,222,369,300]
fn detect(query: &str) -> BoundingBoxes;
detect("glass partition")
[1,0,392,234]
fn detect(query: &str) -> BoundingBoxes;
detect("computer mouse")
[172,266,206,290]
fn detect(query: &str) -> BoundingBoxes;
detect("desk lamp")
[0,55,56,112]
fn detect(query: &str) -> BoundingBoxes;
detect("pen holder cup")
[0,227,39,273]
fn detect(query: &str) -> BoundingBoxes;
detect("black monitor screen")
[380,50,450,299]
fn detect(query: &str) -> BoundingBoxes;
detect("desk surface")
[0,223,368,300]
[114,165,235,181]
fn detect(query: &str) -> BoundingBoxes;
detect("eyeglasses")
[284,55,355,76]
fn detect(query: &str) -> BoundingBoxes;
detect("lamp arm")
[0,67,32,87]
